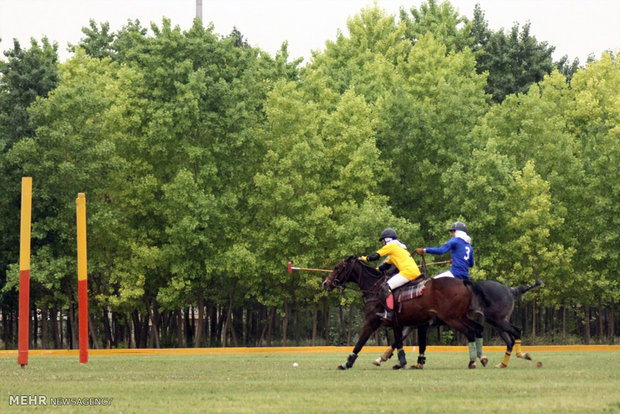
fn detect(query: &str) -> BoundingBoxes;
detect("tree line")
[0,1,617,349]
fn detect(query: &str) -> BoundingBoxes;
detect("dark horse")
[373,279,543,369]
[322,256,483,370]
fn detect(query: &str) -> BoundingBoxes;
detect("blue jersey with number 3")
[425,237,474,279]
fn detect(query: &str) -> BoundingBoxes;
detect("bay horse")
[322,256,483,370]
[373,279,543,368]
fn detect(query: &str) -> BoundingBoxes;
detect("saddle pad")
[398,279,427,302]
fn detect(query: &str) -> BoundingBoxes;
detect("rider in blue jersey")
[415,221,474,280]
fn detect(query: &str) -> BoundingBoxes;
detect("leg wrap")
[475,337,484,358]
[514,339,523,357]
[468,342,477,362]
[501,351,511,367]
[345,352,358,369]
[397,348,407,367]
[417,354,426,365]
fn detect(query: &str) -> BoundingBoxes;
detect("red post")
[76,193,88,363]
[78,279,88,363]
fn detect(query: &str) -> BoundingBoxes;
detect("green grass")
[1,351,619,413]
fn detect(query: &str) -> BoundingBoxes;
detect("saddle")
[396,277,428,304]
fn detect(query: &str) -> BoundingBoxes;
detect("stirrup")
[376,309,394,322]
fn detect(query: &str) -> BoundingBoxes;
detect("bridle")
[328,258,384,296]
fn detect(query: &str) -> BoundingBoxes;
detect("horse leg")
[496,330,515,368]
[373,346,394,366]
[510,325,531,360]
[485,318,517,368]
[473,315,487,367]
[338,318,382,370]
[391,326,407,369]
[410,324,428,369]
[373,325,413,366]
[444,317,479,369]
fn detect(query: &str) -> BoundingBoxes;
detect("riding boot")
[376,283,395,322]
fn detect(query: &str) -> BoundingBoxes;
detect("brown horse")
[373,279,543,369]
[322,256,483,370]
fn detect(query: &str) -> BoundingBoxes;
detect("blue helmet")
[448,221,467,233]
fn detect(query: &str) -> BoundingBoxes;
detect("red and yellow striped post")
[76,193,88,363]
[18,177,32,367]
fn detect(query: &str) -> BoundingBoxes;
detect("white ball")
[292,362,299,368]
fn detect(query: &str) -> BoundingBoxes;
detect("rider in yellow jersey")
[360,228,421,322]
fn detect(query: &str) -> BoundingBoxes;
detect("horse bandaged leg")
[340,352,358,370]
[410,353,425,369]
[496,351,511,368]
[393,348,407,369]
[514,339,532,360]
[475,337,488,366]
[475,337,483,358]
[514,339,523,357]
[468,342,477,369]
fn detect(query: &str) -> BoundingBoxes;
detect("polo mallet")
[288,261,331,273]
[425,259,452,266]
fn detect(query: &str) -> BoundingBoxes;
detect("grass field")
[1,350,619,413]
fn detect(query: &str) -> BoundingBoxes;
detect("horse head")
[322,256,359,291]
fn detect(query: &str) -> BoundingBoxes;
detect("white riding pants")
[433,270,455,279]
[387,274,410,290]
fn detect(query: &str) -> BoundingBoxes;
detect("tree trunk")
[68,304,78,349]
[282,299,289,346]
[609,301,615,345]
[176,310,184,347]
[311,306,318,346]
[584,305,591,345]
[531,299,536,345]
[562,305,567,345]
[88,312,100,349]
[221,298,232,347]
[208,305,217,346]
[598,299,604,343]
[129,313,137,348]
[152,306,161,348]
[194,295,205,347]
[40,305,49,349]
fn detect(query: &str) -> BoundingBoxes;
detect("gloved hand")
[415,248,425,256]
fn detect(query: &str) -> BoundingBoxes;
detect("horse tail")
[510,279,543,299]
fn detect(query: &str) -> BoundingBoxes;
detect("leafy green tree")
[471,6,555,102]
[3,50,147,343]
[399,0,473,54]
[565,54,620,323]
[308,4,410,103]
[0,37,59,338]
[376,33,488,239]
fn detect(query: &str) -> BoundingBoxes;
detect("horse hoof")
[468,361,476,369]
[392,364,405,370]
[480,356,488,367]
[518,353,532,361]
[372,359,382,366]
[495,362,507,369]
[410,363,424,370]
[337,365,346,370]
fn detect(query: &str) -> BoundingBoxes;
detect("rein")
[331,260,384,296]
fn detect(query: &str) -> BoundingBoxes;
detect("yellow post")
[76,193,88,363]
